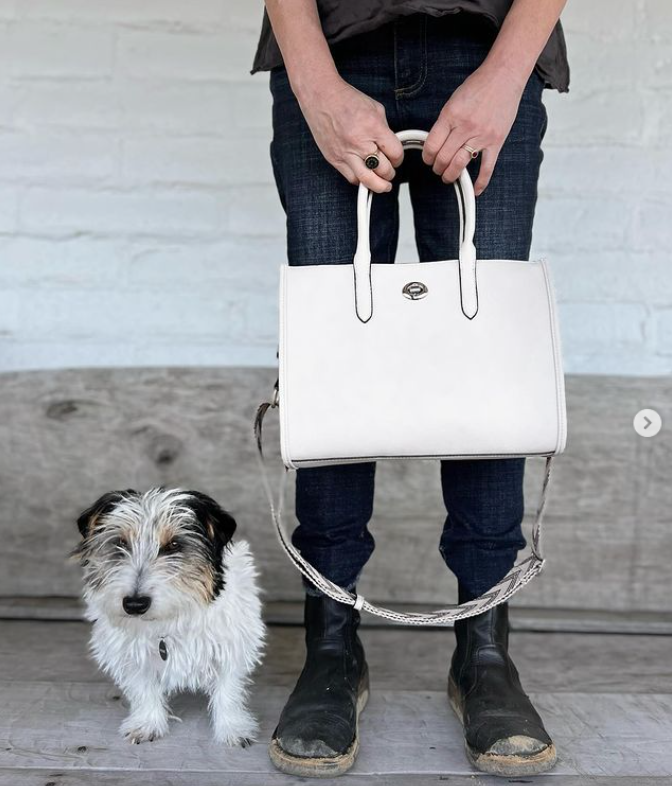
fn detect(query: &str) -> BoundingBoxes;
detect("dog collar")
[159,639,168,661]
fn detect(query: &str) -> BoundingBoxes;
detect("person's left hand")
[422,62,527,196]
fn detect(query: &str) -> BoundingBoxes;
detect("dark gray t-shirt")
[251,0,569,92]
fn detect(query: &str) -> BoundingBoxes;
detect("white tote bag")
[254,129,567,625]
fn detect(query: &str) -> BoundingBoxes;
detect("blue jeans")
[269,12,548,602]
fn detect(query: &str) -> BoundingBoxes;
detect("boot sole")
[448,674,558,777]
[268,667,370,778]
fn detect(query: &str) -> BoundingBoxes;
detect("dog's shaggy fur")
[72,488,265,746]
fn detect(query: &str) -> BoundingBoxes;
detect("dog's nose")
[122,595,152,616]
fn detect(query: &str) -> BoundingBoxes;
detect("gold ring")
[364,148,380,169]
[462,145,480,159]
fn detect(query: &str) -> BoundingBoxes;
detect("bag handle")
[253,389,553,626]
[352,129,478,324]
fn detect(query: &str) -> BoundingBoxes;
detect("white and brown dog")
[72,488,265,747]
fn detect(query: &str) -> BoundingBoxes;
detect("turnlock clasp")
[402,281,428,300]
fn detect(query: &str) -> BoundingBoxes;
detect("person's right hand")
[297,77,404,193]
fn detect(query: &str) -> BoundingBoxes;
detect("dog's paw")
[120,716,168,745]
[124,728,160,745]
[212,710,259,747]
[216,732,256,748]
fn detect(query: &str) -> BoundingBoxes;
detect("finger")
[353,138,397,181]
[348,154,394,193]
[422,118,451,166]
[376,129,405,168]
[474,147,498,196]
[373,153,396,182]
[431,130,471,178]
[335,161,359,186]
[441,145,477,184]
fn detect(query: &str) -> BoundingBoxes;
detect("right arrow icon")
[634,409,662,438]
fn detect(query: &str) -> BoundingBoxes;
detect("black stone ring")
[364,151,380,170]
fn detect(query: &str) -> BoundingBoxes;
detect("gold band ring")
[462,145,480,159]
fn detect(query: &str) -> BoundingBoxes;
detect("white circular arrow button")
[633,408,662,438]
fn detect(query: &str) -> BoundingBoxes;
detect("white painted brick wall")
[0,0,670,375]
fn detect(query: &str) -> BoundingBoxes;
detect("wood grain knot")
[45,400,81,420]
[149,434,182,467]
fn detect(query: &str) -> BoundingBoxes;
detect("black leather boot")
[448,602,557,776]
[268,593,370,777]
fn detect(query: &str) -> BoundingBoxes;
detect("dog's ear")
[183,491,237,551]
[76,489,137,538]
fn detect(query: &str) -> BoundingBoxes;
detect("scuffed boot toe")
[276,733,341,759]
[487,734,550,757]
[467,736,558,776]
[275,715,354,759]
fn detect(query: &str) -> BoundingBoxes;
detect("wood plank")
[1,621,671,695]
[1,681,671,777]
[4,597,672,635]
[0,597,85,621]
[1,773,669,786]
[0,369,670,612]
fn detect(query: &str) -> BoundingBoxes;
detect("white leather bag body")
[278,130,567,470]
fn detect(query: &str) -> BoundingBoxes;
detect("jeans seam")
[395,16,428,98]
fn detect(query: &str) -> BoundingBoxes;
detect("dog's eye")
[113,536,129,550]
[160,539,182,555]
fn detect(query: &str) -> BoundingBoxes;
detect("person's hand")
[297,76,404,193]
[422,62,527,196]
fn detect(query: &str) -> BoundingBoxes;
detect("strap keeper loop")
[353,594,365,611]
